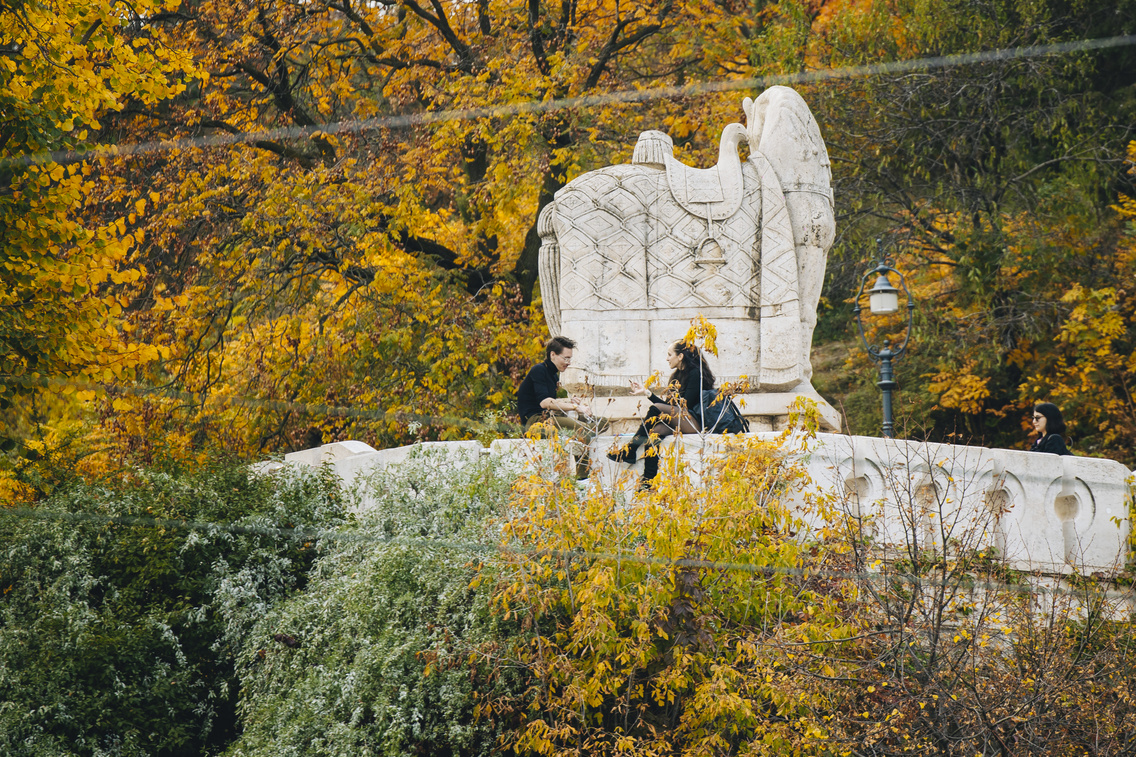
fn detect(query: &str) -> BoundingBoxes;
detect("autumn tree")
[15,0,1135,469]
[76,0,793,461]
[799,0,1136,459]
[488,411,860,756]
[0,0,195,491]
[1012,140,1136,456]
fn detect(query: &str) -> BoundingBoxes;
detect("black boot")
[639,448,659,489]
[607,424,650,464]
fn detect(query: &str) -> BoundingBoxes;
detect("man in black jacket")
[516,336,606,477]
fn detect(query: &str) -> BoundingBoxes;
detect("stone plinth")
[580,389,841,434]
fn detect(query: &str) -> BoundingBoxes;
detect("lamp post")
[853,239,915,438]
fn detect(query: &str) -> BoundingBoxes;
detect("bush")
[490,429,855,757]
[225,449,527,757]
[0,462,347,756]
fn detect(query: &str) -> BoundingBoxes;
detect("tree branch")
[584,20,663,90]
[400,0,478,73]
[528,0,551,77]
[80,19,103,46]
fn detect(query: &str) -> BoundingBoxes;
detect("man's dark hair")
[545,336,576,358]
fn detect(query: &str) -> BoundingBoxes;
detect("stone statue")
[537,86,838,430]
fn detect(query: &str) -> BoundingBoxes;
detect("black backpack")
[698,389,750,434]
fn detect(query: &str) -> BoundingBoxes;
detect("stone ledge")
[583,391,840,434]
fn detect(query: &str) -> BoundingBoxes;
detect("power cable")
[4,34,1134,170]
[1,372,521,434]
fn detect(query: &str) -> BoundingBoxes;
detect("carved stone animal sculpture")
[538,85,834,394]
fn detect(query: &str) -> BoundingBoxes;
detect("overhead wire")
[3,34,1134,170]
[3,31,1134,604]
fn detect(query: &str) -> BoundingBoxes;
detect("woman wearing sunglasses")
[1029,402,1072,456]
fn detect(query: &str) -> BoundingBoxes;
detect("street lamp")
[853,239,915,438]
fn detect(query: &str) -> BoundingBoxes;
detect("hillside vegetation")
[2,0,1136,491]
[5,433,1135,755]
[6,3,1136,752]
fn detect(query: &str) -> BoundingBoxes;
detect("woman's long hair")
[1034,402,1066,437]
[669,341,715,393]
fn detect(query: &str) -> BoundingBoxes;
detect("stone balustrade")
[265,433,1134,576]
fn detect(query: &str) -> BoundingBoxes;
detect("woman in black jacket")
[1029,402,1072,456]
[608,340,715,484]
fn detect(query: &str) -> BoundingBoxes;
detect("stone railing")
[265,433,1134,576]
[798,434,1133,576]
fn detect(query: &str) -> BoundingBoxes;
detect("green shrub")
[225,450,526,757]
[0,462,347,756]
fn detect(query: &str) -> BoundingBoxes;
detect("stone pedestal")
[577,385,841,434]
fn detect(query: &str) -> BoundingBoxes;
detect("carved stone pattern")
[753,154,798,312]
[537,202,562,335]
[555,166,653,312]
[648,161,761,311]
[753,151,803,386]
